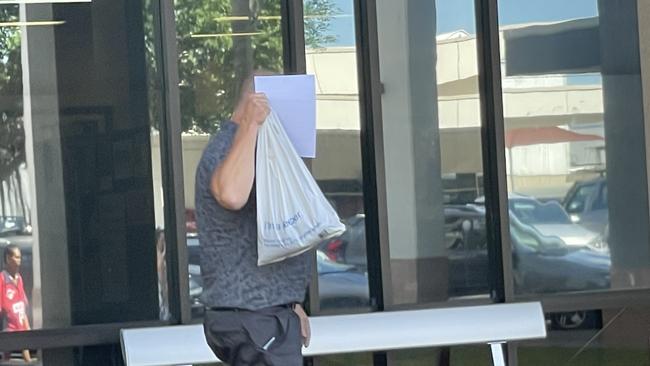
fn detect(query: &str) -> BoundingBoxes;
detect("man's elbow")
[213,188,247,211]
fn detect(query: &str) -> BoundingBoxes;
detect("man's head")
[231,69,277,124]
[3,244,21,272]
[237,69,277,102]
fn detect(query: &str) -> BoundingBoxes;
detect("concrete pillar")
[598,0,650,288]
[21,4,76,365]
[20,3,71,330]
[376,0,447,305]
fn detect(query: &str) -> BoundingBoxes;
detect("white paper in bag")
[256,111,345,266]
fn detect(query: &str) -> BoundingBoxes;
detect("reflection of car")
[320,207,609,329]
[319,214,366,269]
[508,213,610,294]
[563,177,608,235]
[446,204,610,297]
[187,235,204,317]
[449,199,611,294]
[445,205,489,297]
[187,235,369,313]
[318,205,610,297]
[188,264,204,317]
[475,194,606,251]
[316,251,369,310]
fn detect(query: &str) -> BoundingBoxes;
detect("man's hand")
[238,92,270,127]
[293,303,311,347]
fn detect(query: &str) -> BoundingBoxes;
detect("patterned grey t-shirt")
[195,120,312,310]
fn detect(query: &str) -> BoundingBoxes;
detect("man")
[195,74,311,366]
[1,244,32,363]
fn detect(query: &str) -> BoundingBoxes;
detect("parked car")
[186,235,205,317]
[318,203,610,329]
[474,194,607,251]
[322,199,609,293]
[445,203,610,296]
[563,176,608,235]
[444,205,490,297]
[319,214,367,269]
[188,264,204,317]
[508,212,610,294]
[316,250,369,310]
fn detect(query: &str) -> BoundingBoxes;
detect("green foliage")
[304,0,340,49]
[172,0,282,134]
[0,5,24,183]
[172,0,339,134]
[0,0,340,142]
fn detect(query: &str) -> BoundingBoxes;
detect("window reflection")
[375,0,488,306]
[1,0,166,331]
[175,0,370,315]
[0,4,33,336]
[175,0,285,317]
[302,0,371,313]
[498,0,648,294]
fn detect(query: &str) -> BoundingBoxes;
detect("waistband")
[206,302,298,313]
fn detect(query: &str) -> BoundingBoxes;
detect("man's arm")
[210,93,269,210]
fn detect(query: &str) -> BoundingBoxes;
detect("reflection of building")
[159,21,607,218]
[304,23,606,199]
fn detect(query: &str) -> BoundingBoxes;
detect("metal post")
[156,0,191,324]
[490,342,507,366]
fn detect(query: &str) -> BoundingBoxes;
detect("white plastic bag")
[256,110,345,266]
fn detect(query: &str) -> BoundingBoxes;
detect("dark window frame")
[6,0,650,360]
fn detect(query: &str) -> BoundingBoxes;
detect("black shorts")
[203,305,303,366]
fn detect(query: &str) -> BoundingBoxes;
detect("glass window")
[175,0,285,318]
[178,0,370,317]
[0,0,166,330]
[565,183,596,214]
[498,0,649,295]
[374,0,488,306]
[303,0,370,313]
[593,184,607,211]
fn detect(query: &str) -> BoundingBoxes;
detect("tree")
[170,0,339,134]
[304,0,339,48]
[0,0,339,217]
[0,5,25,205]
[1,0,341,170]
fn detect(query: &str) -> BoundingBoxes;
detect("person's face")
[5,248,21,270]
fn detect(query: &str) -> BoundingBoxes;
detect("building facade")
[1,0,650,365]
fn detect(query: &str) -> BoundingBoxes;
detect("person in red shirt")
[1,244,32,362]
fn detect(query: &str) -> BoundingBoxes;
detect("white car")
[474,194,607,251]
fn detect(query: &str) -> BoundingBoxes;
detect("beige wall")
[151,26,611,215]
[151,130,366,214]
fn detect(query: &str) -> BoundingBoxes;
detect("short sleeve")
[195,128,235,202]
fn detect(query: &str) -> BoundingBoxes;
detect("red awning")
[505,126,603,148]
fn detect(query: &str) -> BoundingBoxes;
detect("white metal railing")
[121,302,546,366]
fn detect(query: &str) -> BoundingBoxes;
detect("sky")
[320,0,599,47]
